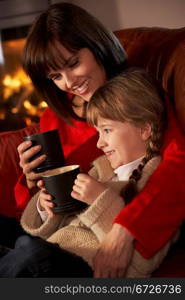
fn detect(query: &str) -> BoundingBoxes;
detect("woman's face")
[48,46,107,102]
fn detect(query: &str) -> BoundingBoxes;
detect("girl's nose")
[97,136,106,149]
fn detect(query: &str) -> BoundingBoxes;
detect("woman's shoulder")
[40,108,65,131]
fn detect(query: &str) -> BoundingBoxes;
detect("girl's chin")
[109,160,117,169]
[109,160,122,170]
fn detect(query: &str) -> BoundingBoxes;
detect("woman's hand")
[71,173,107,204]
[37,180,55,217]
[93,223,134,278]
[17,140,46,190]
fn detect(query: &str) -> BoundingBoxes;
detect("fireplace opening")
[0,25,47,132]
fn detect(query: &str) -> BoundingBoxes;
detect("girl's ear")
[140,123,152,141]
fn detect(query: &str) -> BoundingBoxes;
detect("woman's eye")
[52,74,62,81]
[69,60,79,68]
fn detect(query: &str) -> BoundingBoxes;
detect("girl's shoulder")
[89,155,114,182]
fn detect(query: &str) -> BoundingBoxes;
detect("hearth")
[0,0,50,131]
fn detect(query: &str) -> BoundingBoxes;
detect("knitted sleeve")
[20,192,71,240]
[78,181,125,241]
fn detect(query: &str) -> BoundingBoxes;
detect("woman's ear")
[140,123,152,141]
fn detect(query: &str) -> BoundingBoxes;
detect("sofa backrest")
[0,125,39,217]
[114,27,185,132]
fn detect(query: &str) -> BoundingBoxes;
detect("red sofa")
[0,27,185,277]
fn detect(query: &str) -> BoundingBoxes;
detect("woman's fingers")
[17,140,32,155]
[17,141,47,190]
[18,141,46,170]
[93,224,134,278]
[19,145,41,166]
[23,154,46,174]
[18,141,39,163]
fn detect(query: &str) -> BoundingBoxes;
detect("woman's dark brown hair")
[87,68,167,203]
[23,2,127,123]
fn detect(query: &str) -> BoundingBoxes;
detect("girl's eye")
[104,128,111,134]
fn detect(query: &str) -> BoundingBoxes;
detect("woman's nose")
[63,71,74,90]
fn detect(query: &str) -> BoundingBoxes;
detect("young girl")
[0,69,178,277]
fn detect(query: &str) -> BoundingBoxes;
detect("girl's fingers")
[45,200,54,208]
[76,173,90,181]
[42,192,53,201]
[71,190,82,201]
[72,184,82,193]
[37,179,45,189]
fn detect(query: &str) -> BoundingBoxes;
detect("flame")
[1,68,47,118]
[23,100,37,115]
[24,117,33,126]
[39,101,48,108]
[11,107,19,114]
[0,38,48,129]
[2,69,31,100]
[0,110,5,120]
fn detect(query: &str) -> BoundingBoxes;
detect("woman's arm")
[115,102,185,257]
[94,224,134,278]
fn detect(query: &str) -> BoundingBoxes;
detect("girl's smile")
[96,117,151,169]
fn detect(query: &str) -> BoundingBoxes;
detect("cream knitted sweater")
[21,155,177,277]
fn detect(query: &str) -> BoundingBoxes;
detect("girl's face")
[48,46,107,102]
[96,117,151,169]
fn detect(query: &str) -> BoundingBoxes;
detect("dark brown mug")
[24,129,65,173]
[42,165,87,214]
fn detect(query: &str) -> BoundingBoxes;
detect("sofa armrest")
[0,124,39,217]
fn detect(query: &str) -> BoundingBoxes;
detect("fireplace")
[0,0,50,132]
[0,26,48,131]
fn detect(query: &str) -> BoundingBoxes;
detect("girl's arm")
[20,191,68,240]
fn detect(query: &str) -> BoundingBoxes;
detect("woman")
[14,3,185,277]
[15,1,126,211]
[0,69,178,277]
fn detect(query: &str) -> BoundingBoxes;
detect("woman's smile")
[49,47,107,102]
[73,79,89,96]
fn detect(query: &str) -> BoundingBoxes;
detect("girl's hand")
[71,173,107,204]
[93,224,134,278]
[37,180,55,217]
[17,140,46,190]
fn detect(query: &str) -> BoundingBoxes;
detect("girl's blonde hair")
[87,68,167,203]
